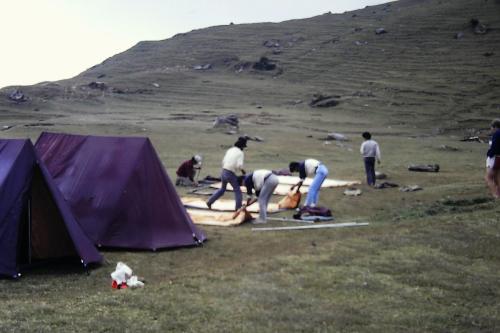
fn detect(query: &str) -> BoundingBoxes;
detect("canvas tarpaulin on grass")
[181,196,281,213]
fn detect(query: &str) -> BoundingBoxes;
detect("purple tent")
[35,132,206,250]
[0,139,102,278]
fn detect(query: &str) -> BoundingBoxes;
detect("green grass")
[1,0,500,331]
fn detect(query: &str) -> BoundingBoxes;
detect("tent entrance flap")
[30,167,77,260]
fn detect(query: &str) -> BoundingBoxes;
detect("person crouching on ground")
[289,159,328,207]
[242,169,279,224]
[176,155,202,187]
[360,131,381,186]
[485,119,500,199]
[206,137,247,210]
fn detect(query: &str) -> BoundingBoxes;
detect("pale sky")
[0,0,387,89]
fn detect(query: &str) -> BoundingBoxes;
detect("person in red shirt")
[176,155,202,187]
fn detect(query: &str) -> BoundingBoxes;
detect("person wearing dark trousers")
[485,119,500,199]
[206,137,247,210]
[360,132,381,186]
[242,169,280,224]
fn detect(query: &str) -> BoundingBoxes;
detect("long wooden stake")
[252,222,369,231]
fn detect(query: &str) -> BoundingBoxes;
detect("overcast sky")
[0,0,387,89]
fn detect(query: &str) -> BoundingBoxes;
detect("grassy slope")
[1,0,500,331]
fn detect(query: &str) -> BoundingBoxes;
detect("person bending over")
[289,159,328,207]
[242,169,279,224]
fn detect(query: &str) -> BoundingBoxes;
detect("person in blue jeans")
[207,137,247,210]
[289,159,328,207]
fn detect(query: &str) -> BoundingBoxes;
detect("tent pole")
[28,197,32,265]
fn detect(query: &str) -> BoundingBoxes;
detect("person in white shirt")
[360,132,381,186]
[206,137,247,210]
[289,159,329,207]
[242,169,279,224]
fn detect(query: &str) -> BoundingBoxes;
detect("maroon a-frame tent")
[35,132,206,250]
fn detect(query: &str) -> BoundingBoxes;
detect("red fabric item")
[176,159,195,180]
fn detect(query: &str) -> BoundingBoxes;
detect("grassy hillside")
[1,0,500,331]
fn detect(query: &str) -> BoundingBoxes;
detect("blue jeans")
[305,164,328,206]
[364,157,376,186]
[207,169,242,210]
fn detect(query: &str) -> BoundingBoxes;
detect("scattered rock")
[88,81,108,90]
[256,105,263,109]
[152,83,160,88]
[193,64,212,70]
[344,188,362,196]
[408,164,440,172]
[244,135,264,142]
[263,40,280,48]
[400,185,422,192]
[355,41,368,46]
[470,18,489,35]
[439,145,459,151]
[213,114,239,129]
[374,182,398,189]
[460,136,484,143]
[375,28,387,35]
[272,49,282,55]
[309,94,340,108]
[327,132,349,141]
[8,89,27,102]
[2,125,13,131]
[353,90,374,97]
[97,74,106,79]
[253,57,276,71]
[225,130,238,135]
[375,171,387,179]
[454,32,465,39]
[483,52,494,57]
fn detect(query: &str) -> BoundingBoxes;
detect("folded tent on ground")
[0,139,102,278]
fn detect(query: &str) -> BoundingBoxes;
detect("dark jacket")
[176,159,196,181]
[487,129,500,157]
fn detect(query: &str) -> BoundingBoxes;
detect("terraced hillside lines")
[1,0,499,132]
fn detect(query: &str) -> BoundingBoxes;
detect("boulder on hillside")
[213,114,239,129]
[253,57,276,71]
[375,28,387,35]
[88,81,108,90]
[470,18,489,35]
[193,64,212,70]
[8,89,27,102]
[309,94,340,108]
[327,132,349,141]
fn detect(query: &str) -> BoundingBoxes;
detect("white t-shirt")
[222,146,244,173]
[304,159,320,178]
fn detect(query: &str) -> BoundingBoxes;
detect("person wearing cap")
[206,137,247,210]
[289,159,328,208]
[360,131,381,186]
[485,118,500,198]
[175,155,202,187]
[241,169,279,224]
